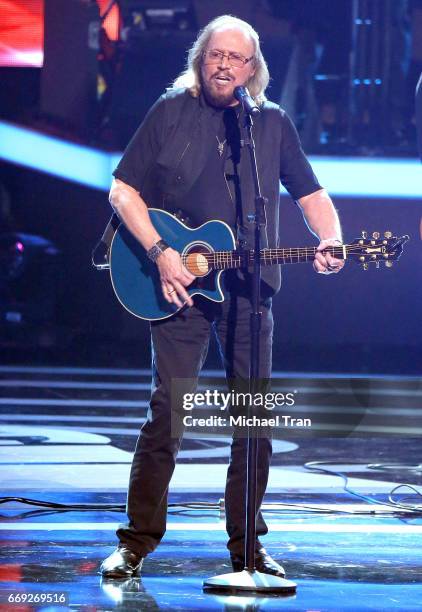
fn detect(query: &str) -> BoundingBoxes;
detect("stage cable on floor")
[0,497,219,512]
[2,465,422,518]
[303,461,422,515]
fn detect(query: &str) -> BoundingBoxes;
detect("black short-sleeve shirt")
[113,93,321,211]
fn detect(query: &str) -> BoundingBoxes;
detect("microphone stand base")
[203,569,297,593]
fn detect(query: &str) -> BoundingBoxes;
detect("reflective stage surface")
[0,366,421,611]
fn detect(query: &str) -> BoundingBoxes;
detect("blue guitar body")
[109,208,236,321]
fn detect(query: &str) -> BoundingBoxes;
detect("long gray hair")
[171,15,269,104]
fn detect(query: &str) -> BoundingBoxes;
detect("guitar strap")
[91,213,120,270]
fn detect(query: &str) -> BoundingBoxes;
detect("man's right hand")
[156,248,195,309]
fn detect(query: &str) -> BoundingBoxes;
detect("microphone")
[234,86,260,116]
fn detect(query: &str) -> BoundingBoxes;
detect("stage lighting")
[0,233,61,342]
[120,1,197,32]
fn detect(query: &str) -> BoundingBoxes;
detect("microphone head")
[234,86,248,102]
[233,86,260,115]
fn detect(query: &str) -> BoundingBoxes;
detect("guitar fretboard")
[182,246,348,270]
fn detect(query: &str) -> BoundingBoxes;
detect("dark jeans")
[116,288,274,558]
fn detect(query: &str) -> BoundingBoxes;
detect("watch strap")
[146,239,170,262]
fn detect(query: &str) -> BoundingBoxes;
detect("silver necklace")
[216,135,226,157]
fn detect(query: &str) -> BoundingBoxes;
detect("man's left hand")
[313,239,345,274]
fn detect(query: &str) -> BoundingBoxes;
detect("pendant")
[216,136,226,157]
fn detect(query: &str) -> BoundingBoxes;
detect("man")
[100,15,343,579]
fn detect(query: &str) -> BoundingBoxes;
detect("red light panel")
[0,0,44,67]
[0,0,120,68]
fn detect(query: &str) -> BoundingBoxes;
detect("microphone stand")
[203,106,297,594]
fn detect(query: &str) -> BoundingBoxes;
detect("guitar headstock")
[349,231,410,269]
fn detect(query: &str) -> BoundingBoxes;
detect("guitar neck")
[207,245,347,270]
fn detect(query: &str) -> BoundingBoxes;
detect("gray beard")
[201,78,235,109]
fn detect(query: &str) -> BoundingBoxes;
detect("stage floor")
[0,366,421,611]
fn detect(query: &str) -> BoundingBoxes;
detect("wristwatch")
[146,239,170,263]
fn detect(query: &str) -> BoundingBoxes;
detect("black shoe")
[230,547,285,577]
[100,546,144,579]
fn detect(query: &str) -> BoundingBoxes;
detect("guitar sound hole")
[184,244,212,277]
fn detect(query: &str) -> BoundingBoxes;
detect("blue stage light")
[0,121,115,191]
[307,156,422,199]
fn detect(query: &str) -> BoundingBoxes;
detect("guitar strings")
[182,246,382,258]
[181,246,388,267]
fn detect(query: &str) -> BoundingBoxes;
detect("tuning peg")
[384,231,392,238]
[385,261,393,268]
[372,231,380,239]
[361,231,367,239]
[363,263,369,270]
